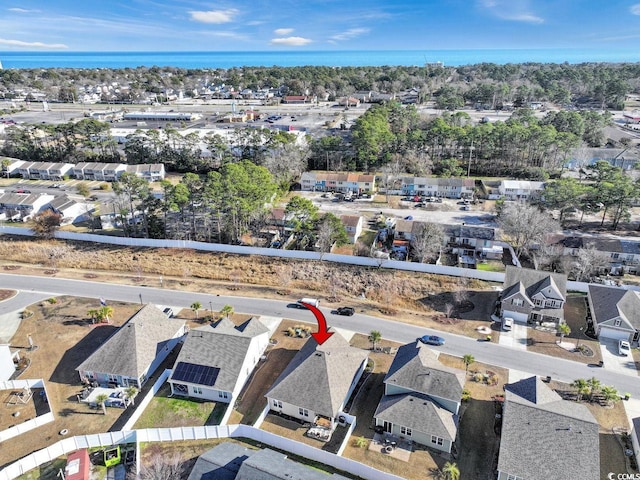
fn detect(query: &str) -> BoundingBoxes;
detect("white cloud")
[478,0,543,24]
[274,28,294,36]
[330,28,370,41]
[0,38,67,49]
[631,4,640,15]
[8,8,40,13]
[270,36,312,46]
[189,9,237,24]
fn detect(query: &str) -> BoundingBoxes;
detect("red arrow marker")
[301,302,334,345]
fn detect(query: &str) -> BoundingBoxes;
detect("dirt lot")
[0,237,495,330]
[0,296,142,468]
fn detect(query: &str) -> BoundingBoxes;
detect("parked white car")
[619,340,631,356]
[502,317,514,332]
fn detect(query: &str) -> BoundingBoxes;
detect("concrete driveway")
[0,291,50,343]
[600,339,638,376]
[498,323,528,350]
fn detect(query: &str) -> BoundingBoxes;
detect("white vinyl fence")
[1,425,404,480]
[0,379,54,443]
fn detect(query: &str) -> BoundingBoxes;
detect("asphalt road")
[0,273,637,398]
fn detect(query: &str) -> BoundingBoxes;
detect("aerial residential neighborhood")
[3,57,640,480]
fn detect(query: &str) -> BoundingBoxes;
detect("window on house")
[612,253,620,259]
[193,386,202,394]
[512,298,524,307]
[298,408,309,417]
[218,391,228,399]
[534,299,543,306]
[400,426,412,436]
[430,435,443,446]
[615,319,622,327]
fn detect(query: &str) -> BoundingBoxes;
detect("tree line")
[2,62,639,109]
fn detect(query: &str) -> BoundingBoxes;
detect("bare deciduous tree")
[410,222,445,263]
[132,453,185,480]
[498,203,560,261]
[571,245,612,281]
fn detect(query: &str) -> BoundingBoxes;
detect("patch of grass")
[476,261,505,272]
[16,458,66,480]
[133,384,220,429]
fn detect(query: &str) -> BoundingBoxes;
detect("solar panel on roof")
[172,362,220,387]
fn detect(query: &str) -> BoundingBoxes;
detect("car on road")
[12,189,31,194]
[619,340,631,356]
[335,306,355,316]
[417,335,445,346]
[49,183,63,189]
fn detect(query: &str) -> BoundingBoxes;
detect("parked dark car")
[335,306,355,316]
[12,189,31,194]
[418,335,445,346]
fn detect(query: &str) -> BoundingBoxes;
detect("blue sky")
[2,0,640,52]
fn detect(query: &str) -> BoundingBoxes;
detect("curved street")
[0,273,637,399]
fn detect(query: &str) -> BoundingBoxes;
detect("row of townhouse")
[392,220,502,265]
[549,234,640,275]
[482,179,546,201]
[0,192,88,223]
[300,172,376,194]
[400,177,475,199]
[5,159,165,182]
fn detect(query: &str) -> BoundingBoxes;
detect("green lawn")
[133,383,226,429]
[476,261,505,272]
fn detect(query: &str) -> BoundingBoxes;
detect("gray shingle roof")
[374,392,457,440]
[265,330,369,418]
[236,448,349,480]
[76,304,184,379]
[589,284,640,329]
[443,224,496,241]
[503,266,567,301]
[498,376,599,480]
[187,442,251,480]
[384,342,465,405]
[169,317,269,391]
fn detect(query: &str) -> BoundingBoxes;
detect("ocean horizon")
[1,49,639,70]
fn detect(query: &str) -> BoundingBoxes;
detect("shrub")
[462,389,471,401]
[47,297,58,304]
[353,436,368,448]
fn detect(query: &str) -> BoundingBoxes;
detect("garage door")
[598,327,630,341]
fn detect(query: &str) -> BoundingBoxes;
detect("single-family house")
[168,316,270,403]
[500,266,567,325]
[497,376,599,480]
[498,180,545,201]
[0,192,55,221]
[588,284,640,344]
[374,342,464,454]
[265,329,368,429]
[76,304,186,388]
[48,195,88,225]
[0,344,18,381]
[187,442,349,480]
[340,215,363,243]
[394,219,415,241]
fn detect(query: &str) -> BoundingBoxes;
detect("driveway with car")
[498,322,528,350]
[599,339,638,376]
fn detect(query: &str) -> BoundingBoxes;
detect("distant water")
[0,49,639,69]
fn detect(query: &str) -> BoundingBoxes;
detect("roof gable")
[265,330,368,418]
[77,304,184,378]
[384,343,465,404]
